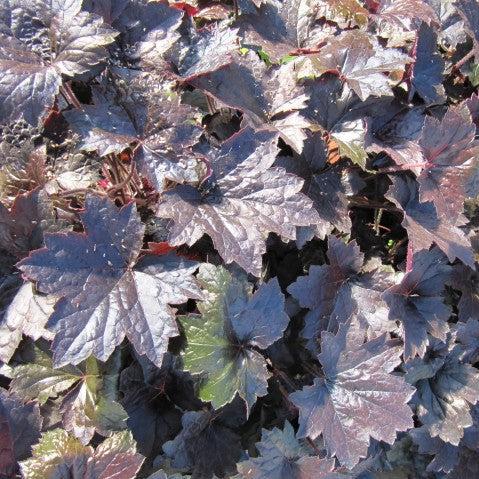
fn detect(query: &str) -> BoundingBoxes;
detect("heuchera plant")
[1,0,479,478]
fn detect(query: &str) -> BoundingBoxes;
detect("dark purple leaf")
[64,86,202,190]
[296,30,410,100]
[17,195,202,368]
[366,105,425,166]
[111,0,183,66]
[0,188,62,363]
[417,104,479,226]
[156,128,319,276]
[309,167,356,237]
[162,403,244,479]
[409,22,445,103]
[303,76,387,168]
[83,0,129,24]
[119,359,183,459]
[456,0,479,59]
[176,26,239,79]
[385,176,474,267]
[62,95,138,157]
[450,263,479,322]
[0,188,62,259]
[189,52,310,152]
[236,0,318,62]
[0,389,41,478]
[410,426,460,473]
[290,319,415,467]
[370,0,438,38]
[0,0,116,125]
[236,421,338,479]
[456,319,479,364]
[406,344,479,445]
[382,248,451,359]
[288,236,394,353]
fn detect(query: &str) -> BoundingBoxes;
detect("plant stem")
[453,51,475,71]
[60,82,82,109]
[58,188,106,197]
[406,240,414,273]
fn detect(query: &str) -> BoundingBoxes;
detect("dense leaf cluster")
[1,0,479,478]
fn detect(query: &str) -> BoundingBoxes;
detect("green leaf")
[332,120,368,169]
[180,264,289,414]
[280,54,297,64]
[19,429,144,479]
[257,48,273,66]
[19,429,90,479]
[9,347,80,405]
[468,63,479,87]
[10,349,128,445]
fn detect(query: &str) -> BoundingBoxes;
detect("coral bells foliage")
[3,1,479,479]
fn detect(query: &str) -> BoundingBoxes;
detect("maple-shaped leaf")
[0,0,116,125]
[405,343,479,445]
[112,0,183,66]
[156,128,319,276]
[64,86,202,190]
[456,0,479,59]
[236,0,319,62]
[236,421,337,479]
[175,25,239,79]
[288,236,395,353]
[302,75,387,168]
[119,356,191,458]
[296,30,410,100]
[17,195,202,368]
[188,52,310,152]
[411,405,479,474]
[383,248,451,359]
[369,0,438,43]
[181,264,289,413]
[19,429,144,479]
[63,92,138,157]
[290,318,415,467]
[409,22,445,103]
[416,104,479,225]
[370,102,479,210]
[279,134,365,238]
[10,348,128,445]
[410,426,460,473]
[162,403,244,478]
[0,389,41,478]
[386,176,474,267]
